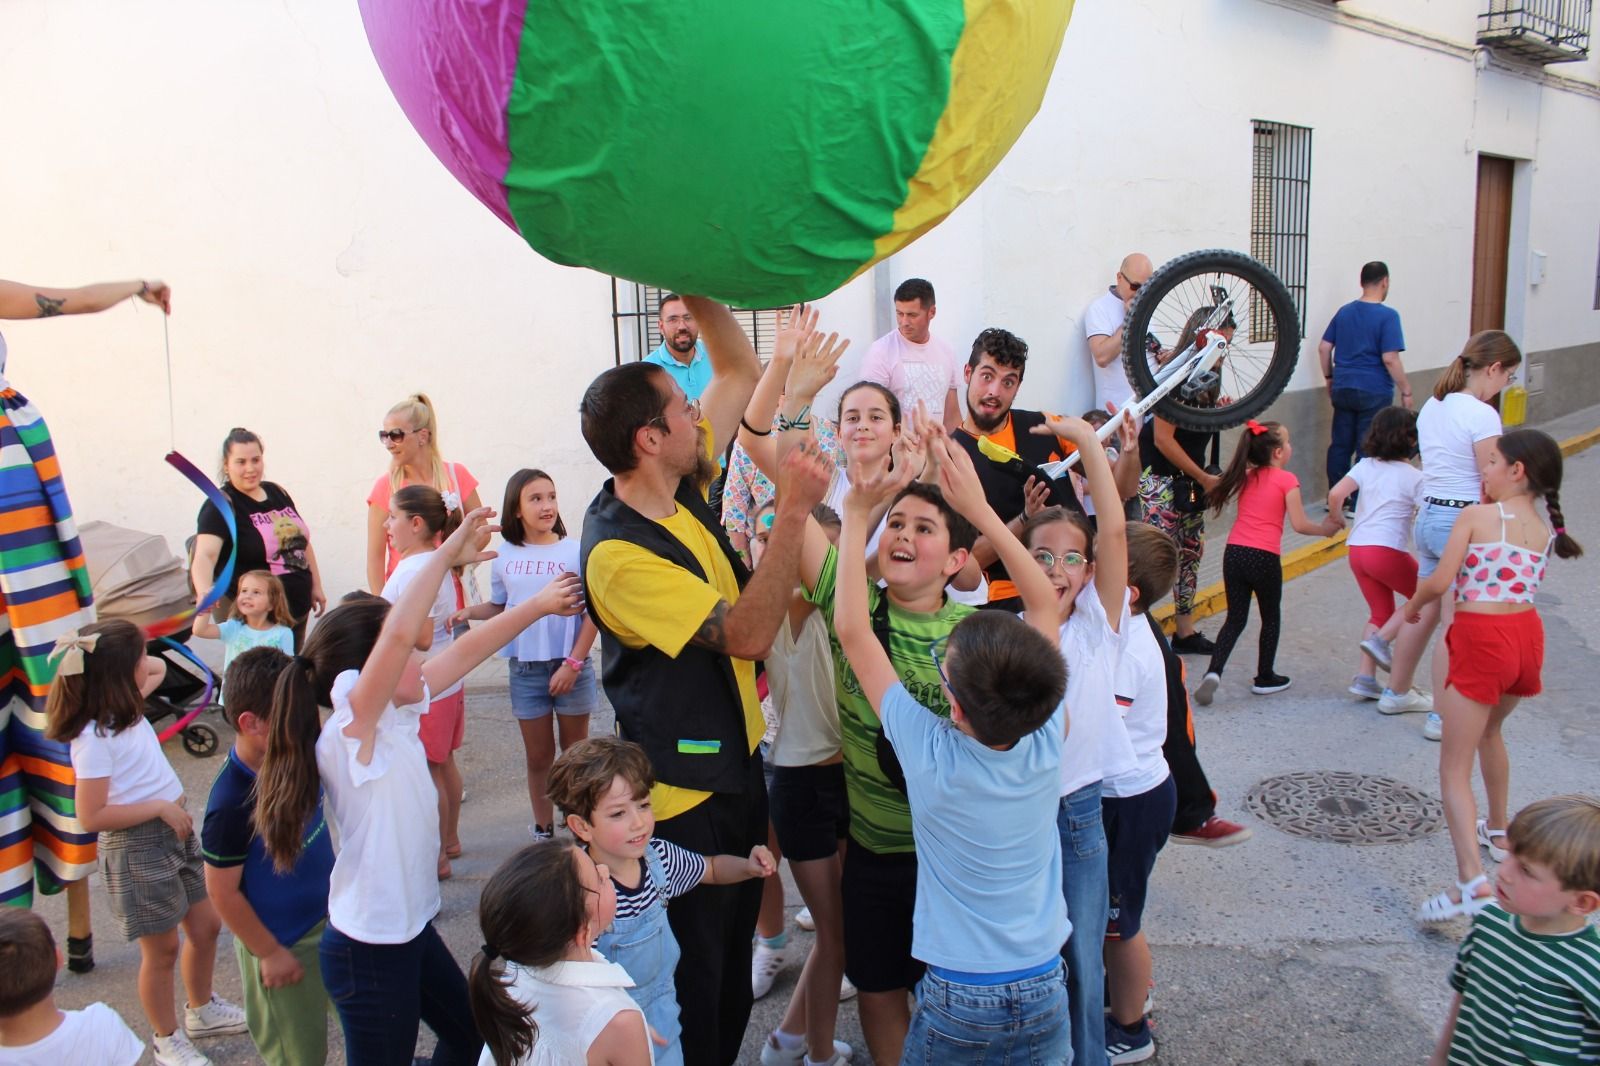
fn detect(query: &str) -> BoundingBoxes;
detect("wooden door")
[1471,156,1513,333]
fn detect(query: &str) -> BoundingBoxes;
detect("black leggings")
[1208,544,1283,679]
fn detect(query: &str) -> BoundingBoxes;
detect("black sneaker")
[1251,673,1293,695]
[1170,631,1216,655]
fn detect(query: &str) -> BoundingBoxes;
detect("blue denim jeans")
[319,922,480,1066]
[595,843,683,1066]
[1058,781,1108,1066]
[901,963,1071,1065]
[1327,386,1393,493]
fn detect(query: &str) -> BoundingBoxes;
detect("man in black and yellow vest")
[579,297,833,1066]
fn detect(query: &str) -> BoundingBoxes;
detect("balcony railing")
[1478,0,1592,63]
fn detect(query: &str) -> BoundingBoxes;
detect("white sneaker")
[1423,712,1443,741]
[1377,688,1432,715]
[839,973,858,1001]
[1194,672,1220,706]
[183,995,248,1038]
[153,1030,211,1066]
[759,1033,854,1065]
[752,942,787,1000]
[794,906,815,931]
[1359,635,1393,671]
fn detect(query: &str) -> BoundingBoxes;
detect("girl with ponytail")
[254,507,584,1064]
[470,842,653,1065]
[1401,428,1580,925]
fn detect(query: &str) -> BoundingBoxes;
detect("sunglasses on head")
[377,429,408,444]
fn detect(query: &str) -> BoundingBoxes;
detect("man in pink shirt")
[858,278,962,430]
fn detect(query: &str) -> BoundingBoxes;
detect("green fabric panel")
[503,1,965,306]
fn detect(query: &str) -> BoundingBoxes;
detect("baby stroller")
[80,521,222,757]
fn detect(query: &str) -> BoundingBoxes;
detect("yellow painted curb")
[1154,422,1598,632]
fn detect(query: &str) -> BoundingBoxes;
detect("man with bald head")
[1083,253,1153,411]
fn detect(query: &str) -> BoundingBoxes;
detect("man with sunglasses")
[1084,252,1154,411]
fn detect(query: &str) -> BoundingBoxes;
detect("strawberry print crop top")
[1454,503,1552,605]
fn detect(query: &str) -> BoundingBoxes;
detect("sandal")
[1417,875,1492,924]
[1476,819,1508,863]
[444,843,463,859]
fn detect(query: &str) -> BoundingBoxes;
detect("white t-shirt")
[490,539,583,662]
[1051,582,1139,796]
[1084,288,1133,411]
[1103,614,1171,798]
[316,670,441,944]
[68,718,182,807]
[858,329,962,423]
[1346,458,1424,551]
[0,1003,144,1066]
[381,551,461,699]
[1418,393,1501,501]
[767,609,841,767]
[479,952,648,1066]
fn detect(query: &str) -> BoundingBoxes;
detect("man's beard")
[688,424,719,492]
[968,400,1008,434]
[668,330,697,354]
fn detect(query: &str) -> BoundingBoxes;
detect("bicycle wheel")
[1120,249,1300,432]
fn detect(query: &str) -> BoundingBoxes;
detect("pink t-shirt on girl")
[1226,466,1300,554]
[367,462,478,579]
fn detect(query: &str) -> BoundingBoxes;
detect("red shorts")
[418,688,466,763]
[1347,545,1418,627]
[1444,609,1543,706]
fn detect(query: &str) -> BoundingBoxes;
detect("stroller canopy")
[81,521,195,629]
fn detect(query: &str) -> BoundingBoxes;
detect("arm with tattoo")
[0,279,171,320]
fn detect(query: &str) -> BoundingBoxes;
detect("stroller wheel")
[183,724,220,757]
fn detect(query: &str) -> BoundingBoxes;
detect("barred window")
[1250,120,1312,342]
[611,279,782,365]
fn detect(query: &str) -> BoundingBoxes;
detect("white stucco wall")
[3,0,1595,597]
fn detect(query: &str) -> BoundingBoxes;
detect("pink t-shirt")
[857,329,962,423]
[1226,466,1300,554]
[367,461,478,579]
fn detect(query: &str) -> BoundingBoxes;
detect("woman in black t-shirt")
[192,427,326,646]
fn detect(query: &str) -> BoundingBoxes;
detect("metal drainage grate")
[1245,771,1443,845]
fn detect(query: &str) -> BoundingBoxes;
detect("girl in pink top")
[1194,420,1341,705]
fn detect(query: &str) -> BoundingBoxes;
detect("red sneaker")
[1170,816,1252,848]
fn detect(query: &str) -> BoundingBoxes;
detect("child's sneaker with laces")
[184,995,248,1038]
[1377,687,1432,715]
[153,1030,212,1066]
[1359,635,1393,671]
[751,941,787,1000]
[1106,1016,1156,1063]
[1170,815,1252,848]
[1348,674,1382,700]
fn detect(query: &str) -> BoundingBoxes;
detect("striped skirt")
[0,387,97,906]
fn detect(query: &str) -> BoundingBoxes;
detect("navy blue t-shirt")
[1322,300,1405,395]
[201,748,335,947]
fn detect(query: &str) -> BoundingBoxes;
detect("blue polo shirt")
[201,747,335,947]
[643,340,712,400]
[1322,300,1405,396]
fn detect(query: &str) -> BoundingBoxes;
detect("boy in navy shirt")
[201,647,335,1066]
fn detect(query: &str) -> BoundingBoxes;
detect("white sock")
[772,1028,805,1050]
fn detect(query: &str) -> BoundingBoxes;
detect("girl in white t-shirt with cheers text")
[453,469,598,839]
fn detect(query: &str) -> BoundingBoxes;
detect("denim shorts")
[507,658,598,720]
[1414,500,1468,578]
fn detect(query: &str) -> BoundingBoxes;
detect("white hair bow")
[49,629,101,677]
[441,490,462,514]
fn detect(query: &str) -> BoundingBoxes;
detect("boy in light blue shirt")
[834,431,1071,1063]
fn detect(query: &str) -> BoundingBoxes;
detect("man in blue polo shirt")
[643,292,713,400]
[1319,261,1412,504]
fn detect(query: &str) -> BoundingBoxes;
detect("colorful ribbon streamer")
[154,636,217,743]
[143,451,236,640]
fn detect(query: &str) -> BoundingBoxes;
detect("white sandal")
[1417,875,1492,924]
[1476,819,1509,863]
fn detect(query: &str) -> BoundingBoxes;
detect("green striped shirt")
[1448,903,1600,1065]
[805,545,973,855]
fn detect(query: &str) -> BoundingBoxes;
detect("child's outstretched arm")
[737,305,814,480]
[1401,506,1481,621]
[190,610,220,640]
[1326,474,1358,518]
[1286,487,1342,537]
[1035,411,1129,627]
[425,573,583,696]
[834,451,918,714]
[702,844,777,885]
[445,601,503,629]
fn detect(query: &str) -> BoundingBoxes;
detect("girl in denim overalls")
[548,736,775,1066]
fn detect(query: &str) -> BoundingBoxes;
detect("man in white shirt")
[858,278,962,430]
[1083,253,1154,411]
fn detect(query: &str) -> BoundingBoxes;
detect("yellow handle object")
[976,435,1024,466]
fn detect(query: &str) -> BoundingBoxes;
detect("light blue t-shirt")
[216,619,295,678]
[879,682,1069,973]
[643,340,712,400]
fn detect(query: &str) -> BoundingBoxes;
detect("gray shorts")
[99,816,206,940]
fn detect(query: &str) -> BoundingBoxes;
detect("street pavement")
[33,410,1600,1065]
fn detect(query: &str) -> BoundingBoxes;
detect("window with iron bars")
[1250,120,1312,343]
[611,279,784,365]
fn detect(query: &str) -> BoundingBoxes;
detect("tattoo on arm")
[34,294,65,318]
[688,600,731,654]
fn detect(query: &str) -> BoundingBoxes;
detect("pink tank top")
[1454,503,1552,605]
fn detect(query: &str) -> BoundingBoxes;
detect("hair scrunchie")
[481,943,500,961]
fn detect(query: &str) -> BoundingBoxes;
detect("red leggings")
[1347,545,1418,627]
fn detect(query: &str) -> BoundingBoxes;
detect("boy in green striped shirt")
[1432,794,1600,1065]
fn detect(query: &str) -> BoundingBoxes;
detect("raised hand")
[845,437,917,514]
[1022,475,1052,518]
[783,328,849,403]
[933,436,990,520]
[443,506,500,568]
[777,436,835,513]
[1030,412,1098,448]
[773,303,817,364]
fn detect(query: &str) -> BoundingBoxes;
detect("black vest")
[579,478,753,794]
[953,410,1085,590]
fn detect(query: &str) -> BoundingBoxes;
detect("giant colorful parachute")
[358,0,1075,306]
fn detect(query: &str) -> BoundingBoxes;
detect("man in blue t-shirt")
[1318,261,1412,502]
[201,647,335,1066]
[641,291,713,400]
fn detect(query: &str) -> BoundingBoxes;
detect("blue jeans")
[506,657,599,720]
[319,922,481,1066]
[1058,781,1108,1066]
[1327,387,1393,493]
[595,843,684,1066]
[902,963,1071,1065]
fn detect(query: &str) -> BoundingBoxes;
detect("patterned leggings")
[1138,471,1206,615]
[1207,545,1283,679]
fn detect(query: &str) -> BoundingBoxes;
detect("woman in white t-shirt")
[454,469,598,839]
[1326,407,1423,701]
[251,509,584,1065]
[1363,333,1520,732]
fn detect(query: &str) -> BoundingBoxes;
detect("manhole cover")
[1244,771,1443,844]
